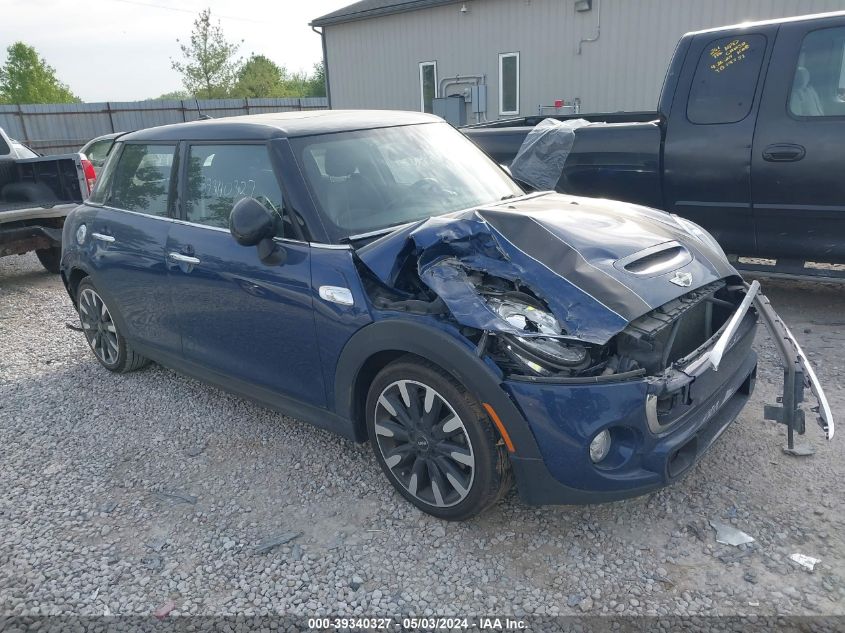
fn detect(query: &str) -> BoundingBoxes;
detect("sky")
[0,0,353,102]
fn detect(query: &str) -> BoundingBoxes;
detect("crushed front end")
[353,193,833,504]
[500,281,759,504]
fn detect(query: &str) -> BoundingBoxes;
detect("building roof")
[311,0,459,27]
[122,110,440,142]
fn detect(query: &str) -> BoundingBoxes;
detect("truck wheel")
[366,357,511,520]
[76,279,148,373]
[35,247,61,274]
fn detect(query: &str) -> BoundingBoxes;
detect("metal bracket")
[763,366,806,435]
[754,292,826,456]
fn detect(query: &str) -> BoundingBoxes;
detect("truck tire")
[35,247,61,274]
[76,278,149,373]
[366,356,512,520]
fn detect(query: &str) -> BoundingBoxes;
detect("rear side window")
[789,26,845,117]
[0,135,9,155]
[184,144,284,233]
[87,141,122,205]
[85,139,114,168]
[108,144,175,215]
[687,34,767,124]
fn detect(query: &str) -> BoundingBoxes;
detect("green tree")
[306,61,327,97]
[171,8,242,99]
[152,90,192,101]
[0,42,79,104]
[233,55,284,98]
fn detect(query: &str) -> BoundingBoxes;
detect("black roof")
[688,9,845,35]
[121,110,440,142]
[311,0,458,27]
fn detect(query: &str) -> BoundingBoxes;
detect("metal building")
[311,0,845,122]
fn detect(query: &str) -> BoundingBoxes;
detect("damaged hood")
[357,193,737,344]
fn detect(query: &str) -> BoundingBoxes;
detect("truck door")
[663,28,774,257]
[752,16,845,262]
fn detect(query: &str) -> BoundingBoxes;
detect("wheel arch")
[65,266,90,302]
[334,319,541,458]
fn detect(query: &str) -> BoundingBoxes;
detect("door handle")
[762,143,805,162]
[168,252,201,265]
[91,232,115,243]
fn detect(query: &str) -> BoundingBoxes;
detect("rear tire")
[76,278,148,373]
[366,356,511,520]
[35,247,61,274]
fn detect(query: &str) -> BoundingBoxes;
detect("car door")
[165,141,326,407]
[663,29,774,256]
[86,141,181,355]
[752,16,845,262]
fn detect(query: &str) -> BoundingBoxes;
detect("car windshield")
[290,122,523,241]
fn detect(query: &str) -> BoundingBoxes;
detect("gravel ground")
[1,251,843,621]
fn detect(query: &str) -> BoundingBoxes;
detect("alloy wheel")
[373,379,475,508]
[78,288,120,365]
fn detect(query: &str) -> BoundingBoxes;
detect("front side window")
[184,144,285,233]
[499,52,520,116]
[789,26,845,117]
[291,122,523,241]
[108,143,175,215]
[419,61,437,114]
[687,34,766,125]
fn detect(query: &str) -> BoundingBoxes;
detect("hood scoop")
[614,241,692,277]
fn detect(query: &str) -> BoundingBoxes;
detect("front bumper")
[505,304,759,506]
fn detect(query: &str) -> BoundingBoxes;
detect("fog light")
[589,430,611,463]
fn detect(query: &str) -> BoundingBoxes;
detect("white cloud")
[0,0,352,101]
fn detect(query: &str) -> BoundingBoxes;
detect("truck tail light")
[81,158,97,195]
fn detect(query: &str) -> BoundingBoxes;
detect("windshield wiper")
[500,194,521,201]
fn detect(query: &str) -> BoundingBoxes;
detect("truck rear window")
[687,34,767,125]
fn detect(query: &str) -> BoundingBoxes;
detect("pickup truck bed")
[0,129,92,272]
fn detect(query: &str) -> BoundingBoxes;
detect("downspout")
[577,0,601,55]
[311,25,332,108]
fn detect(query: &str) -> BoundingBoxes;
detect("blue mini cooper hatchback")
[61,111,832,520]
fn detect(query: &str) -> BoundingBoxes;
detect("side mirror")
[229,197,275,246]
[229,197,287,266]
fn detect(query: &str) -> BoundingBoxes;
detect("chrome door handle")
[91,232,115,243]
[168,252,201,265]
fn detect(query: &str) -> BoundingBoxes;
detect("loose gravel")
[1,252,843,619]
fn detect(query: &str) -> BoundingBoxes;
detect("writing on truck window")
[687,33,766,125]
[708,39,751,73]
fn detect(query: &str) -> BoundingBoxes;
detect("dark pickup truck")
[465,11,845,271]
[1,127,96,272]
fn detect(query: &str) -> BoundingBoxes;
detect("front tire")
[76,279,148,373]
[35,246,61,273]
[366,357,511,520]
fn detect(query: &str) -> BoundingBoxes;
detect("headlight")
[486,295,590,374]
[672,215,728,261]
